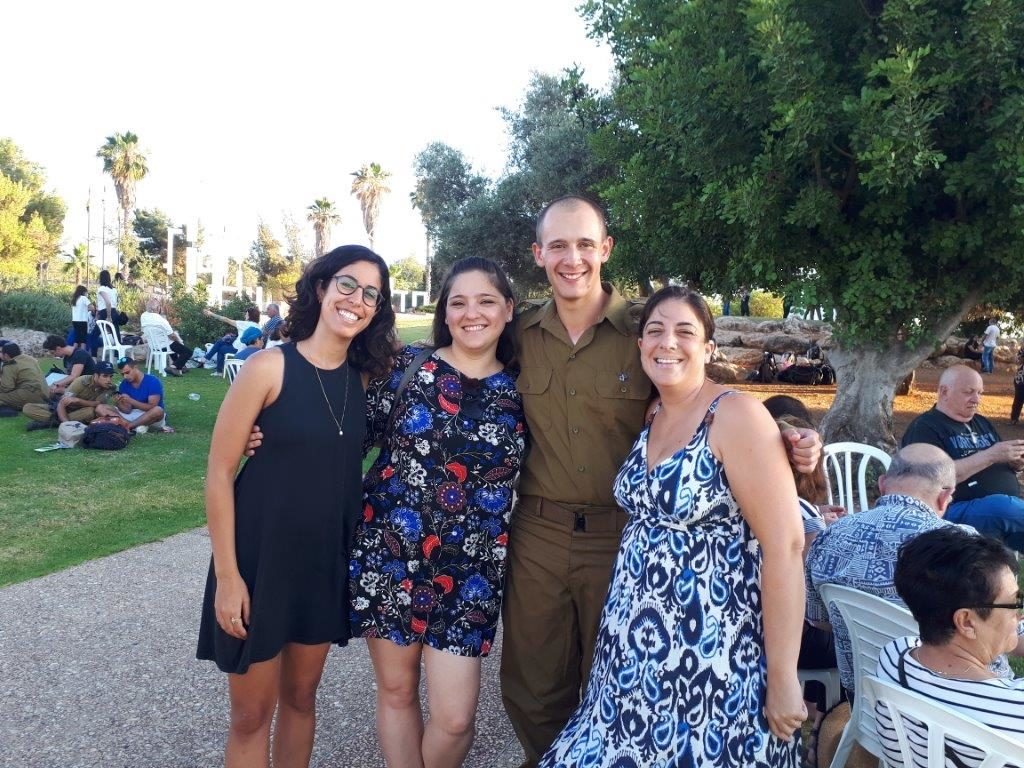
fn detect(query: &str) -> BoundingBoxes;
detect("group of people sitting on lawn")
[0,299,285,437]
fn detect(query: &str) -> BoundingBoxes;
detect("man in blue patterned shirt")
[804,443,967,694]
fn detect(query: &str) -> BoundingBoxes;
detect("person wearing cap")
[233,326,264,362]
[23,362,118,429]
[94,357,167,432]
[140,298,192,376]
[0,341,48,417]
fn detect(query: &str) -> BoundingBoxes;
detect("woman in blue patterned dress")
[540,286,806,768]
[350,257,526,767]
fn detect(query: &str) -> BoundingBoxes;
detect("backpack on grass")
[777,364,823,385]
[82,421,131,450]
[752,351,778,383]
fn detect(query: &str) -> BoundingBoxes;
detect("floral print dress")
[350,346,526,656]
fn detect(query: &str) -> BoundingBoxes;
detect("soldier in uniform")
[23,361,117,428]
[0,340,48,416]
[500,195,823,766]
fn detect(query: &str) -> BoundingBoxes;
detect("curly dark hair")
[431,257,517,367]
[245,306,260,323]
[285,245,398,379]
[895,527,1019,645]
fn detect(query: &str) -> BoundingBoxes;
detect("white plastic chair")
[798,668,843,711]
[818,583,918,768]
[823,442,893,515]
[232,321,260,352]
[224,357,243,384]
[96,320,132,364]
[141,325,172,377]
[862,675,1024,768]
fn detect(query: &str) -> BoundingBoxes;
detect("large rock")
[720,347,765,369]
[706,361,744,384]
[932,355,976,369]
[995,344,1017,364]
[783,317,830,335]
[714,316,756,331]
[756,320,785,333]
[762,333,813,354]
[0,327,49,358]
[713,329,743,347]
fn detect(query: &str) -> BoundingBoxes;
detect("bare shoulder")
[711,390,775,435]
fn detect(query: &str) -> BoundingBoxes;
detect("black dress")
[197,342,364,674]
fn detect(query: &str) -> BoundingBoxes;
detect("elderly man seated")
[876,527,1024,766]
[0,340,48,417]
[805,444,969,697]
[902,364,1024,552]
[139,299,192,376]
[94,357,166,433]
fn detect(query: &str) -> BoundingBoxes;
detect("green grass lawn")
[0,319,432,586]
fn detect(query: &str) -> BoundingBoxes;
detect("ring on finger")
[230,617,240,624]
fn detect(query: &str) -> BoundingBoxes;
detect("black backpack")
[756,351,778,383]
[82,421,132,450]
[777,364,823,385]
[819,363,836,385]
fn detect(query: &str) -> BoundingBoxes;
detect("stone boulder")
[756,320,785,333]
[762,334,813,354]
[995,344,1017,364]
[706,361,744,384]
[783,317,829,336]
[0,327,49,358]
[712,329,743,347]
[720,347,765,369]
[932,355,978,369]
[714,316,755,331]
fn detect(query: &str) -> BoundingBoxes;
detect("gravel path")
[0,528,524,768]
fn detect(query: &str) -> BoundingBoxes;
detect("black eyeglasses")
[332,275,382,308]
[970,593,1024,611]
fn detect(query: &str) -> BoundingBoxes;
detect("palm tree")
[63,243,91,285]
[306,198,341,257]
[96,132,148,274]
[350,162,391,249]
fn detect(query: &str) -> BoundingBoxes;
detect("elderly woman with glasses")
[876,527,1024,765]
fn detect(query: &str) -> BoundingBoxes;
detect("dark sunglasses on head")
[332,274,382,308]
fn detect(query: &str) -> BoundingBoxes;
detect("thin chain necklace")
[311,359,350,437]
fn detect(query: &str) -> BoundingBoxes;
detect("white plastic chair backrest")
[224,357,243,383]
[823,442,892,514]
[819,584,918,756]
[96,319,120,349]
[141,325,172,352]
[862,675,1023,768]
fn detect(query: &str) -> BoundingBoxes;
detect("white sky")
[3,0,613,270]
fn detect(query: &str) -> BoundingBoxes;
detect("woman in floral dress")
[350,257,526,768]
[539,286,806,768]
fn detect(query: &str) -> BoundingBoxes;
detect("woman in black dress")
[197,245,397,768]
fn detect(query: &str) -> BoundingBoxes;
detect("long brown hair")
[776,416,828,503]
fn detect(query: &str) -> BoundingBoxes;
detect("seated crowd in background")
[140,298,193,377]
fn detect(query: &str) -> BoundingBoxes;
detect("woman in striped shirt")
[876,527,1024,767]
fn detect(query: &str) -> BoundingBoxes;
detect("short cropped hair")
[885,449,956,490]
[895,528,1018,644]
[535,195,608,243]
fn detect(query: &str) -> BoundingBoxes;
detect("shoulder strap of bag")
[384,346,435,437]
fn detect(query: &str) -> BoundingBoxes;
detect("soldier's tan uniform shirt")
[0,353,47,407]
[514,285,651,507]
[65,375,115,405]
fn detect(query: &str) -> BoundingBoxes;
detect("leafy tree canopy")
[0,138,65,279]
[582,0,1024,445]
[389,256,426,291]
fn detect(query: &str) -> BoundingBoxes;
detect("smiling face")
[638,298,715,391]
[532,201,612,305]
[443,270,513,358]
[317,259,382,342]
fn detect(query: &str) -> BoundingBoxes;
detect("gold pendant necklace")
[313,363,349,437]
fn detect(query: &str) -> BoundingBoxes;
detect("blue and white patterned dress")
[539,392,800,768]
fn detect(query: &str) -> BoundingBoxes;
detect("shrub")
[0,291,71,334]
[164,282,257,347]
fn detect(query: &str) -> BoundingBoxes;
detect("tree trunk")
[820,296,977,450]
[818,347,914,452]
